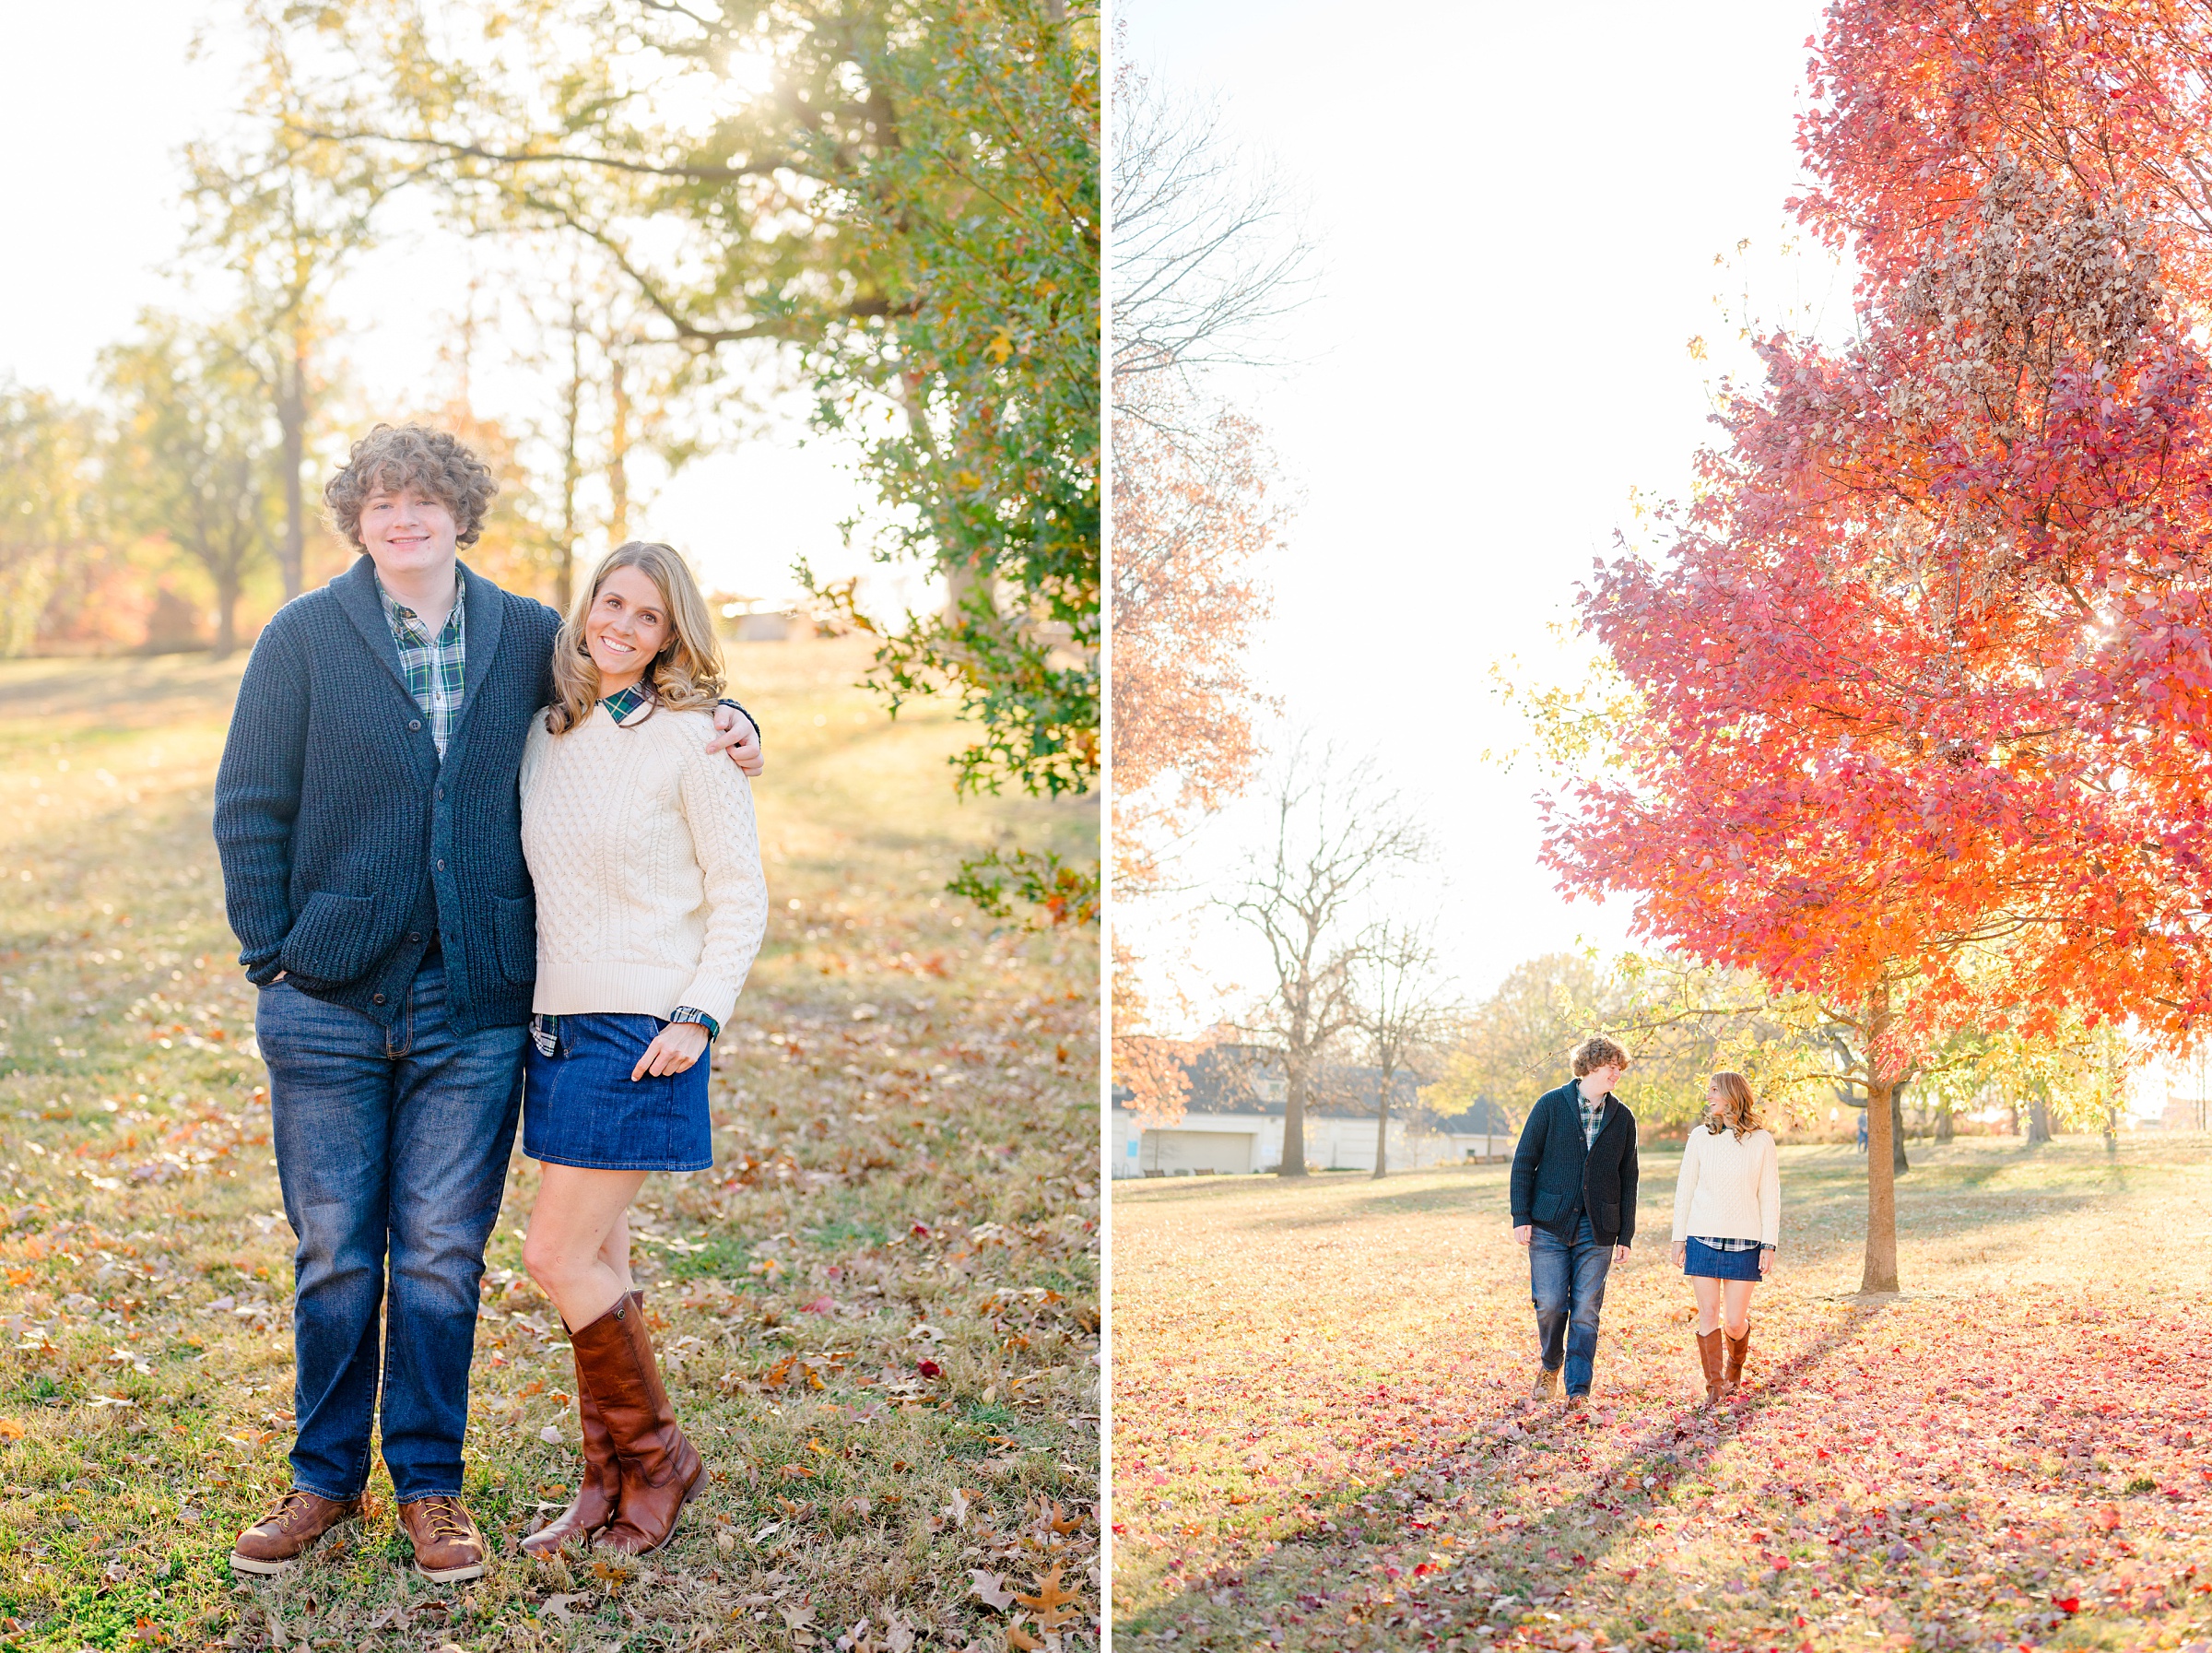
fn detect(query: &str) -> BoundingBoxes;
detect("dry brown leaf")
[1014,1564,1080,1630]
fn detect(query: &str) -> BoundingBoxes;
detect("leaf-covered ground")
[1112,1138,2212,1651]
[0,640,1099,1652]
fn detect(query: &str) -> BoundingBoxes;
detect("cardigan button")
[436,858,446,870]
[372,992,386,1005]
[408,718,423,732]
[409,932,423,944]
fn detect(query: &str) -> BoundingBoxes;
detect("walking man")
[1510,1035,1639,1413]
[214,424,761,1580]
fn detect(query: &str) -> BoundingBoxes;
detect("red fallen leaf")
[1383,1565,1402,1579]
[799,1295,834,1315]
[911,1222,931,1237]
[1816,1447,1831,1460]
[2090,1503,2121,1532]
[2054,1596,2081,1614]
[916,1358,943,1378]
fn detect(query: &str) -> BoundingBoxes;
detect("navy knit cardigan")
[213,556,560,1034]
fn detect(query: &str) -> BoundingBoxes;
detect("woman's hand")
[631,1021,710,1080]
[1671,1240,1687,1269]
[1759,1246,1775,1277]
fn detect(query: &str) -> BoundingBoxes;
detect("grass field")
[0,637,1099,1652]
[1112,1137,2212,1652]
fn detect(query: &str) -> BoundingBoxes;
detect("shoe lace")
[417,1496,477,1543]
[265,1489,317,1530]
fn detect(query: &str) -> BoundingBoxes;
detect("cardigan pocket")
[279,891,381,984]
[494,894,538,983]
[1597,1200,1620,1234]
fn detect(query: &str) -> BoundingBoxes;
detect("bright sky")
[2,2,891,611]
[1118,0,1853,1022]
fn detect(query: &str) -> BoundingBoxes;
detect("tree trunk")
[2028,1091,2053,1144]
[278,333,307,601]
[2006,1101,2018,1137]
[1371,1070,1390,1180]
[1861,1078,1900,1293]
[1935,1100,1954,1144]
[608,353,630,547]
[212,568,241,658]
[1890,1086,1910,1176]
[1278,1057,1308,1177]
[558,293,583,610]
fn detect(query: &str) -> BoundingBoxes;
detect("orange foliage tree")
[1546,21,2212,1288]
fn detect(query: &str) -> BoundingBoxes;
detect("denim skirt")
[523,1013,712,1173]
[1683,1238,1764,1281]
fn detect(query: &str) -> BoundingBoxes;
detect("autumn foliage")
[1543,6,2212,1290]
[1108,361,1283,1121]
[1110,374,1281,897]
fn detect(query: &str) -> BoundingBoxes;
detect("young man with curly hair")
[1510,1035,1640,1414]
[213,424,762,1581]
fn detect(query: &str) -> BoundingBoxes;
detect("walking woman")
[515,542,768,1556]
[1669,1072,1779,1402]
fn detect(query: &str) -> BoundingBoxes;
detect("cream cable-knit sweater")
[520,701,768,1028]
[1670,1124,1782,1248]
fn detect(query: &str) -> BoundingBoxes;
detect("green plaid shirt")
[378,572,466,758]
[1577,1082,1607,1148]
[602,682,651,725]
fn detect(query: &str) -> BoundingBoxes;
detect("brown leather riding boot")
[571,1292,703,1555]
[1723,1323,1751,1396]
[521,1289,641,1558]
[1695,1328,1725,1402]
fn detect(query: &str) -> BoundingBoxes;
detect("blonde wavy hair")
[545,541,725,735]
[1704,1071,1765,1141]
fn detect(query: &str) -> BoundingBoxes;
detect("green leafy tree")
[275,0,1100,915]
[103,314,277,657]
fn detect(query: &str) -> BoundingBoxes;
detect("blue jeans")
[1530,1212,1615,1396]
[255,964,526,1502]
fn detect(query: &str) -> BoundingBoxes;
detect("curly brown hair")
[1571,1035,1630,1078]
[324,424,500,549]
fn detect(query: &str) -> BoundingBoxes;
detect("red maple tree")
[1547,31,2212,1287]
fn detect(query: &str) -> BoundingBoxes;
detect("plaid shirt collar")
[377,570,466,758]
[1575,1081,1608,1148]
[602,681,653,725]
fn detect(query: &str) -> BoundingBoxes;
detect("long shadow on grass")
[1130,1301,1896,1635]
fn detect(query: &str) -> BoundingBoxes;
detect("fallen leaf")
[971,1568,1016,1611]
[1014,1564,1080,1630]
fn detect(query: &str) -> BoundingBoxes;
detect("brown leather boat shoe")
[229,1488,362,1575]
[397,1494,488,1583]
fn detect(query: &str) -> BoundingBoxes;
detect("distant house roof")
[1113,1042,1515,1134]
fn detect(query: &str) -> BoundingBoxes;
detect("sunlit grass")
[1112,1137,2212,1650]
[0,638,1099,1651]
